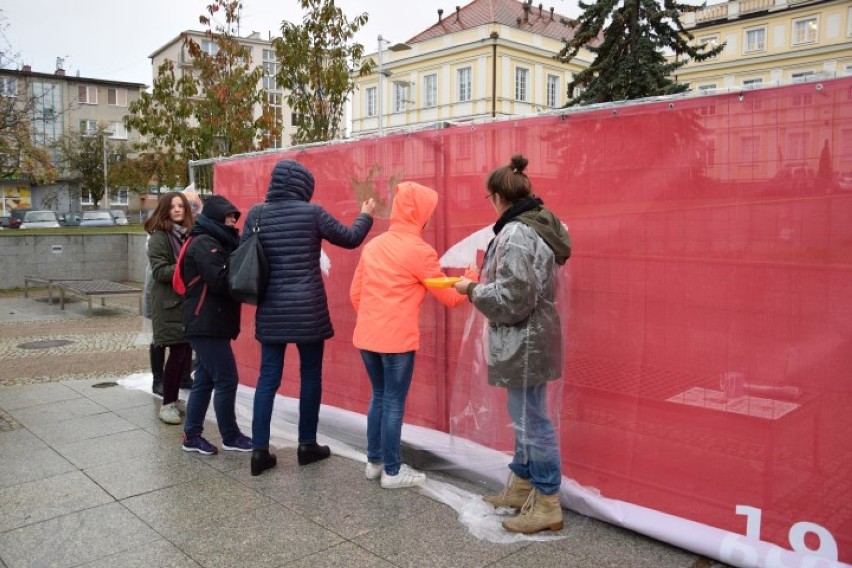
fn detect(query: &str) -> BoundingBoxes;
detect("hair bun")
[510,154,528,173]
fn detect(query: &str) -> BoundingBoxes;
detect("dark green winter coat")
[147,230,187,347]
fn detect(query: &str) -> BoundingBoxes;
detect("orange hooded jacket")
[350,182,471,353]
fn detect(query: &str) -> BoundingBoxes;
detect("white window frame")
[366,87,376,117]
[424,73,437,108]
[392,82,407,113]
[0,77,17,97]
[546,74,560,108]
[201,40,219,56]
[457,67,472,102]
[78,85,98,105]
[515,67,529,102]
[699,34,721,58]
[110,187,129,206]
[698,84,717,93]
[80,189,94,206]
[791,70,815,83]
[79,119,98,136]
[107,88,127,107]
[742,78,763,89]
[110,121,128,140]
[262,49,278,91]
[744,26,766,53]
[792,16,818,46]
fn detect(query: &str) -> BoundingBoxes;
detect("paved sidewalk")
[0,292,726,568]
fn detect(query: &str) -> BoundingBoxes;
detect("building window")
[80,189,94,205]
[366,87,376,117]
[515,67,529,102]
[698,84,717,93]
[79,120,98,136]
[291,113,301,126]
[788,132,809,161]
[457,67,471,102]
[791,70,815,83]
[200,40,219,56]
[792,17,818,45]
[704,140,716,167]
[424,74,437,108]
[740,135,759,163]
[110,121,128,139]
[744,27,766,53]
[546,74,560,108]
[393,82,408,113]
[262,49,278,91]
[457,133,472,159]
[0,77,17,97]
[107,88,127,106]
[743,78,763,89]
[78,85,98,104]
[110,187,129,206]
[699,35,721,58]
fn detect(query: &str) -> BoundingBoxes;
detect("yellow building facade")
[350,0,591,136]
[677,0,852,90]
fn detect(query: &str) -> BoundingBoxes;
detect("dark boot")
[150,344,164,396]
[297,442,331,466]
[251,449,277,477]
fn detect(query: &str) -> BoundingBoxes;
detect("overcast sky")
[2,0,581,86]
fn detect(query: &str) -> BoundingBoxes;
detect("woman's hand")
[360,198,376,215]
[454,276,474,295]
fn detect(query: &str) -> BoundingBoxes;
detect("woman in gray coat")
[455,154,571,535]
[144,192,194,425]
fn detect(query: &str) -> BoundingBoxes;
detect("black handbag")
[228,205,269,305]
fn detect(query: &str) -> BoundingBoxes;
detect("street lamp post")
[102,133,109,208]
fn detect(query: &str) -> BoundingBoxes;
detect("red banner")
[217,77,852,565]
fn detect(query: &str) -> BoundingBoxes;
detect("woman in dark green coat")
[144,192,194,424]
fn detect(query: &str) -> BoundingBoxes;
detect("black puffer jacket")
[241,159,373,343]
[181,196,242,339]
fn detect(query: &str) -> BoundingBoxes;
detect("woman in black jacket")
[179,196,252,456]
[242,159,375,476]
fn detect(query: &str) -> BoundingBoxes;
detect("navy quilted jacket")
[241,159,373,343]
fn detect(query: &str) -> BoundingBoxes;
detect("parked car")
[110,209,129,226]
[58,212,82,227]
[80,210,116,227]
[838,172,852,192]
[19,210,61,229]
[9,208,29,229]
[0,215,11,229]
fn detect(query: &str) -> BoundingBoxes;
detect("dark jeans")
[506,383,562,495]
[161,342,192,405]
[360,350,416,476]
[252,341,325,450]
[183,337,242,444]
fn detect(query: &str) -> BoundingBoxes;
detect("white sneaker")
[175,399,186,414]
[159,402,181,424]
[365,462,383,480]
[380,464,426,489]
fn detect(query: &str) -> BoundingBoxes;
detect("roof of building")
[0,68,146,89]
[148,30,272,60]
[407,0,577,44]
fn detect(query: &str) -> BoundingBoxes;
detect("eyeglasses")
[484,193,494,200]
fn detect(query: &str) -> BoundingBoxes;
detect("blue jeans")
[361,350,416,476]
[183,337,242,444]
[506,384,562,495]
[252,341,324,450]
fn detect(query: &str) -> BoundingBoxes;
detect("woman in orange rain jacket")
[350,181,476,489]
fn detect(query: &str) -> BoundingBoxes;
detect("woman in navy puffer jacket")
[242,159,375,476]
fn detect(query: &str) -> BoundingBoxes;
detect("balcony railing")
[696,4,728,23]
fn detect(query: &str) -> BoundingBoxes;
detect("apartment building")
[149,30,298,150]
[350,0,591,136]
[677,0,852,90]
[0,63,146,214]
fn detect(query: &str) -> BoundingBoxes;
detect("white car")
[19,210,60,229]
[837,172,852,192]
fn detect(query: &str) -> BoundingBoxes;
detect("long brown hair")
[144,192,194,233]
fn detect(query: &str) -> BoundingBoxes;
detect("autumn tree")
[53,126,127,208]
[0,12,57,185]
[274,0,372,144]
[558,0,724,105]
[125,0,281,168]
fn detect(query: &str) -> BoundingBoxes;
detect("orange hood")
[389,182,438,235]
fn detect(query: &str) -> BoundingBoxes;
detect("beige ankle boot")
[483,473,533,509]
[502,488,564,534]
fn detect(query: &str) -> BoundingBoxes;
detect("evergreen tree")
[557,0,724,105]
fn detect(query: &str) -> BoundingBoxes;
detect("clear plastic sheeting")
[213,77,852,566]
